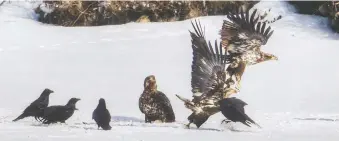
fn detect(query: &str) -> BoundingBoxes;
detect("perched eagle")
[139,75,176,123]
[220,8,278,66]
[176,20,244,128]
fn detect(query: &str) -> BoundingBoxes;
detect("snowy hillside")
[1,1,339,141]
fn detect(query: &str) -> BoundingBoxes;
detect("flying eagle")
[139,75,176,123]
[219,8,278,66]
[176,20,244,128]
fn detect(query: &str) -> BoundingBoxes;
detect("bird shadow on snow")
[110,116,144,122]
[294,117,339,122]
[218,122,262,133]
[293,114,339,122]
[25,116,259,133]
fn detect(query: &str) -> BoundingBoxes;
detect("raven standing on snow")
[92,98,112,130]
[218,97,261,128]
[37,98,80,124]
[139,75,176,123]
[13,88,54,122]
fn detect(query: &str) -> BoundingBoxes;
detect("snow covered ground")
[1,1,339,141]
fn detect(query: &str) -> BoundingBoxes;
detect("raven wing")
[219,8,274,54]
[92,108,97,120]
[228,97,248,113]
[218,97,247,114]
[190,19,230,98]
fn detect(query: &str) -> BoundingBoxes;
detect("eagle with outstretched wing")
[176,20,244,128]
[220,8,278,66]
[217,8,278,91]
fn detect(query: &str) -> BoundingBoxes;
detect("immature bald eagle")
[220,8,278,66]
[176,20,245,128]
[139,75,175,123]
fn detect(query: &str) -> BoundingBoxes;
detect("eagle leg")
[145,115,151,123]
[185,122,192,129]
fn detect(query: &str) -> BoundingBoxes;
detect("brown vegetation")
[34,0,259,26]
[289,1,339,32]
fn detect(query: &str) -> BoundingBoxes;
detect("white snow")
[1,1,339,141]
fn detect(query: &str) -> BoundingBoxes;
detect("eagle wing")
[190,20,230,97]
[138,94,146,114]
[220,8,274,54]
[156,92,175,119]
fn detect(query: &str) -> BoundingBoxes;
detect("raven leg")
[41,118,52,124]
[241,121,252,128]
[221,119,231,124]
[34,116,39,121]
[34,116,43,122]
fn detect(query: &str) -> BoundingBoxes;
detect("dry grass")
[35,0,258,26]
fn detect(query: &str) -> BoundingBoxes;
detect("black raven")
[38,98,80,124]
[92,98,112,130]
[13,88,54,122]
[139,75,175,123]
[218,97,261,128]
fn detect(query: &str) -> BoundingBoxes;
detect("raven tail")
[101,124,112,130]
[12,113,28,122]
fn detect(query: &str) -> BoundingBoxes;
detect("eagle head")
[144,75,157,93]
[258,52,278,63]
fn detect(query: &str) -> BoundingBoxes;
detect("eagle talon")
[185,122,191,129]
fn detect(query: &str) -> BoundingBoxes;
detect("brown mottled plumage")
[139,75,175,123]
[220,8,278,66]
